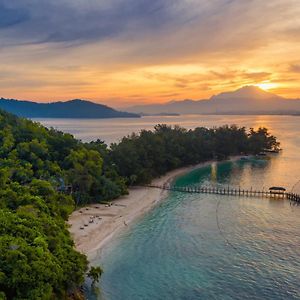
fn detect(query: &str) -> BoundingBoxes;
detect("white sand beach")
[68,157,241,260]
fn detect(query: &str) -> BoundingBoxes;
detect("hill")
[0,98,140,118]
[0,109,129,299]
[126,86,300,115]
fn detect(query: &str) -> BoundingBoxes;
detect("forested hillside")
[0,110,126,299]
[0,98,139,119]
[111,124,280,184]
[0,110,279,299]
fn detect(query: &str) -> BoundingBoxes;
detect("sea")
[35,115,300,300]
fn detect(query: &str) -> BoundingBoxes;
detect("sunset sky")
[1,0,300,107]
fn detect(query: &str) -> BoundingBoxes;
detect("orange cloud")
[0,0,300,105]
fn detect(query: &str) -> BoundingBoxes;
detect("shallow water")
[36,115,300,300]
[87,160,300,300]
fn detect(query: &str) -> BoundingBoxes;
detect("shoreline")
[68,156,242,261]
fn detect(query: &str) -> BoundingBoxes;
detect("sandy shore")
[68,157,241,260]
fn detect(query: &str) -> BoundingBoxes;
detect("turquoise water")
[57,115,300,299]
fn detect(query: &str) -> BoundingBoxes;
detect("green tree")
[87,266,103,285]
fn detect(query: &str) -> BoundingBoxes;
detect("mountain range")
[1,87,300,119]
[0,98,139,119]
[125,86,300,115]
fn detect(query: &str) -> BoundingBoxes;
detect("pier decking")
[146,184,300,203]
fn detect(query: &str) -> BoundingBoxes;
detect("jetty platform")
[146,184,300,203]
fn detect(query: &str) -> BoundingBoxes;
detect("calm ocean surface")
[36,115,300,300]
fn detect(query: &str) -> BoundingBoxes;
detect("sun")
[255,82,277,91]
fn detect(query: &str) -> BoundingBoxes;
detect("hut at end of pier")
[269,186,286,197]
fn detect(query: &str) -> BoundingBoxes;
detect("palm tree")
[87,266,103,285]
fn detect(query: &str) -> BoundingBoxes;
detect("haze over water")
[37,115,300,299]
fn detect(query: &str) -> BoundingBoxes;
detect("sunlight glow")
[255,82,278,91]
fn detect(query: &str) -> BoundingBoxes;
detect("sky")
[0,0,300,107]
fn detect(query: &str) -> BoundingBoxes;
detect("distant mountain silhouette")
[126,86,300,115]
[0,98,140,118]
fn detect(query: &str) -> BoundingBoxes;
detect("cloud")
[0,4,28,28]
[0,0,297,48]
[290,64,300,73]
[0,0,300,103]
[0,1,298,72]
[0,0,179,46]
[142,69,272,90]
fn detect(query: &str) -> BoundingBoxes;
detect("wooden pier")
[146,184,300,203]
[286,192,300,202]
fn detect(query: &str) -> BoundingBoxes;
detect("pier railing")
[146,184,300,203]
